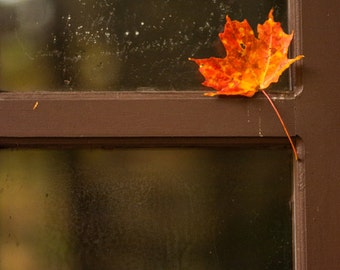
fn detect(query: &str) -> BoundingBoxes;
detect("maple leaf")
[189,9,304,160]
[189,9,304,97]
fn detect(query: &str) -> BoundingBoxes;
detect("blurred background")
[0,0,288,91]
[0,147,293,269]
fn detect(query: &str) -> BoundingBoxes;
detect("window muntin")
[0,0,289,91]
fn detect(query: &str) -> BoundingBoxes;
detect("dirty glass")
[0,0,289,91]
[0,147,293,269]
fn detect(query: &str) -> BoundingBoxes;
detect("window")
[1,0,339,269]
[1,0,292,92]
[1,147,293,269]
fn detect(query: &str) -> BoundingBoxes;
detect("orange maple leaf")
[189,9,304,160]
[190,9,304,97]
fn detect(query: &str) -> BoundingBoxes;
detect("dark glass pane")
[0,147,292,269]
[0,0,288,91]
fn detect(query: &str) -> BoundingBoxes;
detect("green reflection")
[0,147,292,269]
[0,0,288,91]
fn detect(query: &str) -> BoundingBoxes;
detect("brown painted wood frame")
[0,0,339,269]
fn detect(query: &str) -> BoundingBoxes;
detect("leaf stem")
[261,90,298,160]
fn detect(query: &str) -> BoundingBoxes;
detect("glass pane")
[0,0,288,91]
[0,147,292,269]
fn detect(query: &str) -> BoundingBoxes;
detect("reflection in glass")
[0,147,292,269]
[0,0,288,91]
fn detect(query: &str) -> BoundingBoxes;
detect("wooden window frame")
[1,0,340,269]
[0,85,307,270]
